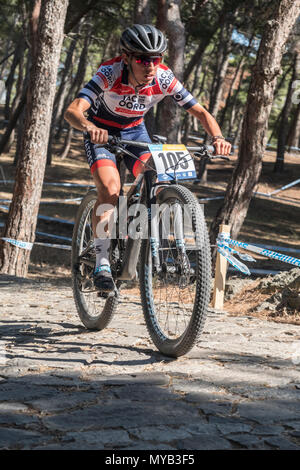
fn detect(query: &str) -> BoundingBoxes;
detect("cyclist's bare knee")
[92,166,120,205]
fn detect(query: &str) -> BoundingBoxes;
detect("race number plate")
[148,144,197,182]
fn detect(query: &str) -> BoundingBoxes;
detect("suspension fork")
[145,172,175,272]
[150,182,187,267]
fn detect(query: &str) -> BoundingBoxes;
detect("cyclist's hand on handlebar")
[213,138,231,157]
[85,124,108,144]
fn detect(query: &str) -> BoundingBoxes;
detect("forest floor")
[0,128,299,324]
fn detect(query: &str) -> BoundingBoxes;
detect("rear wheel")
[139,184,211,357]
[71,190,119,330]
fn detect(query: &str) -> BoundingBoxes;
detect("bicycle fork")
[149,186,187,274]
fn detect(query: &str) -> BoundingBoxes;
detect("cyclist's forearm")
[64,109,91,133]
[187,104,223,137]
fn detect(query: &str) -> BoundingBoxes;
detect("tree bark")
[133,0,155,137]
[157,0,185,142]
[218,36,254,130]
[134,0,151,23]
[226,64,247,138]
[287,100,300,149]
[274,51,300,171]
[4,36,24,121]
[209,20,234,118]
[183,36,211,83]
[54,30,91,151]
[0,0,69,277]
[210,0,300,251]
[0,90,27,156]
[46,32,79,164]
[60,125,73,159]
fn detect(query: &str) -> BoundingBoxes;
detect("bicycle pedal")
[97,287,118,299]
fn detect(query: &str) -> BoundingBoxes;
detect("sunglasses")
[133,55,162,67]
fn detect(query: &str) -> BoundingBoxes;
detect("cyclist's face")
[124,53,162,86]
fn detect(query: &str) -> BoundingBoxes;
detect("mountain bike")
[71,134,228,357]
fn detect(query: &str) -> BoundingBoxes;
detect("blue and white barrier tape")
[217,233,300,270]
[0,237,71,251]
[269,178,300,196]
[0,180,94,189]
[217,241,256,262]
[0,197,82,205]
[1,237,33,250]
[216,243,251,275]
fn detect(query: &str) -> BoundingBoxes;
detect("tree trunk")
[134,0,151,23]
[134,0,155,137]
[60,125,73,159]
[226,65,247,140]
[64,0,93,34]
[53,30,91,161]
[210,0,300,251]
[157,0,185,142]
[274,51,300,171]
[4,41,28,153]
[183,36,211,83]
[46,32,79,164]
[209,20,233,118]
[4,36,24,121]
[0,0,69,277]
[287,100,300,149]
[218,36,254,129]
[0,90,27,156]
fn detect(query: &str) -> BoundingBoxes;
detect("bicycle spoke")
[148,198,197,340]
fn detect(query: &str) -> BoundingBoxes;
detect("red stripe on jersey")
[139,82,163,95]
[167,77,178,94]
[110,77,135,95]
[91,159,117,174]
[158,63,169,71]
[96,71,108,88]
[93,116,144,129]
[100,56,123,66]
[115,107,144,115]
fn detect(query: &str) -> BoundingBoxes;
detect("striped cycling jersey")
[77,56,197,130]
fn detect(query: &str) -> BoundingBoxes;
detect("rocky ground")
[0,271,300,451]
[0,134,299,451]
[224,268,300,325]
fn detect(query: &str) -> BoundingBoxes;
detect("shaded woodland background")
[0,0,299,277]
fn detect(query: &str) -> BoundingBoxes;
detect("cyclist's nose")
[147,61,155,71]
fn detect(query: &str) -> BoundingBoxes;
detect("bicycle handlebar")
[88,134,229,161]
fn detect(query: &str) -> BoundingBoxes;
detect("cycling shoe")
[93,265,115,293]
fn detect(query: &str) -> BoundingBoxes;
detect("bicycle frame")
[93,136,226,282]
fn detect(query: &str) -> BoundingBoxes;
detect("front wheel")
[139,184,211,357]
[71,190,119,330]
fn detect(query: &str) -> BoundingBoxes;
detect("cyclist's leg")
[121,124,152,177]
[84,138,120,290]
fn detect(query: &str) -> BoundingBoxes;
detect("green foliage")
[1,0,299,144]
